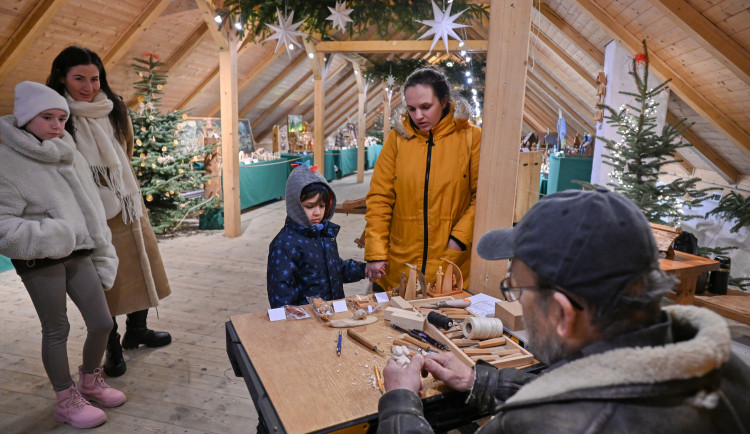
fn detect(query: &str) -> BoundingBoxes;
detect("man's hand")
[383,354,425,395]
[365,261,387,281]
[423,352,475,392]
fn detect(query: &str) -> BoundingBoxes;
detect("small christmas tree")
[597,41,714,225]
[130,53,218,234]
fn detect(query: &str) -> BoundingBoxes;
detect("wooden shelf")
[693,288,750,326]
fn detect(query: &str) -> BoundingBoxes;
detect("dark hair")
[46,46,130,143]
[300,183,330,206]
[403,67,453,106]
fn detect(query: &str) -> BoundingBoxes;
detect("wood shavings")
[391,345,411,368]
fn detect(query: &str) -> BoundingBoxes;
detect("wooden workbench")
[225,302,488,433]
[660,250,719,304]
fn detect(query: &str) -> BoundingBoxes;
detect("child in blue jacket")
[267,164,366,308]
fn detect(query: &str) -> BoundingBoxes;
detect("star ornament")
[263,9,307,58]
[385,74,396,89]
[326,1,353,33]
[416,1,470,54]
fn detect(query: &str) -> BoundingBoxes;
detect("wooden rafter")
[208,49,284,116]
[649,0,750,87]
[530,27,596,88]
[529,45,595,102]
[251,70,314,130]
[315,40,488,53]
[537,2,604,65]
[672,151,695,175]
[528,59,595,118]
[238,53,307,118]
[326,83,385,138]
[570,0,750,159]
[0,0,70,83]
[166,22,209,70]
[525,85,583,137]
[526,70,593,132]
[195,0,229,50]
[526,79,588,136]
[102,0,171,68]
[665,111,741,184]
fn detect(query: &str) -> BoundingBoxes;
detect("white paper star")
[385,74,396,88]
[326,1,353,33]
[263,9,307,58]
[416,1,470,54]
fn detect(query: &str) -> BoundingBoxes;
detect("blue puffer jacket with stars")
[266,165,366,308]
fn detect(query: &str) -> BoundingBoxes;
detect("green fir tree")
[596,41,714,225]
[130,53,218,234]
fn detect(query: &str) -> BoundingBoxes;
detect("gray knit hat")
[13,81,70,127]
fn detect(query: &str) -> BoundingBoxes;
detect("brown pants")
[20,255,113,391]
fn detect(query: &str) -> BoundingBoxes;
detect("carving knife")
[347,329,385,356]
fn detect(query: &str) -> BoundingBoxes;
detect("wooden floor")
[0,171,373,434]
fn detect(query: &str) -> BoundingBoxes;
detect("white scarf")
[66,92,142,224]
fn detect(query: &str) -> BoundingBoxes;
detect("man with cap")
[376,188,750,433]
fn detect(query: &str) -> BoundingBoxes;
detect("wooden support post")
[220,34,241,237]
[470,0,532,298]
[352,62,366,183]
[305,40,326,175]
[383,88,391,142]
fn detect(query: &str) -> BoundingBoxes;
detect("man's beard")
[524,311,567,365]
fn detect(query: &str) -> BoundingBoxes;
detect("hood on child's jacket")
[285,164,337,227]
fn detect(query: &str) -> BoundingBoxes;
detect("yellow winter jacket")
[365,99,481,291]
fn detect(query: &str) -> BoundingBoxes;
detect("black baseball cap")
[477,187,660,305]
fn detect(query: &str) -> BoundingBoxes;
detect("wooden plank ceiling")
[0,0,748,184]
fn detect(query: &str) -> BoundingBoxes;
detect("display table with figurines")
[236,159,289,209]
[280,152,336,181]
[327,146,359,178]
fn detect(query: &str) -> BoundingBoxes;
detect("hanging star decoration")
[385,74,396,89]
[416,0,470,54]
[263,9,307,58]
[326,1,354,33]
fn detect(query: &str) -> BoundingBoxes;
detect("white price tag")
[332,300,348,313]
[374,292,390,303]
[268,308,286,321]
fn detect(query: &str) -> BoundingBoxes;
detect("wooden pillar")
[353,62,366,183]
[219,34,241,237]
[305,40,325,173]
[469,0,532,298]
[383,88,391,141]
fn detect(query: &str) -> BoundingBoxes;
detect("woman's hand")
[365,261,387,281]
[383,354,425,395]
[423,352,475,392]
[447,238,463,251]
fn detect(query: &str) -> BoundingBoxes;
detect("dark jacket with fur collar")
[377,305,750,433]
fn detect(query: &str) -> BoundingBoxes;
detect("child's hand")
[365,261,387,281]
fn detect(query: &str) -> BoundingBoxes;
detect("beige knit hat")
[13,81,69,127]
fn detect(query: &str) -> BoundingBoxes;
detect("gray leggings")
[20,255,113,391]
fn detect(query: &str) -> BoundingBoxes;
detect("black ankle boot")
[103,325,126,377]
[121,309,172,349]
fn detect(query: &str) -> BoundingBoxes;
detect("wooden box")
[408,298,534,370]
[495,300,525,331]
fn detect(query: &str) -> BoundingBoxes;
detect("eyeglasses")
[500,276,584,310]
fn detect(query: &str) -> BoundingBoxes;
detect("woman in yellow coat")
[365,67,481,291]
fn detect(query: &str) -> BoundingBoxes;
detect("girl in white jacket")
[0,81,126,429]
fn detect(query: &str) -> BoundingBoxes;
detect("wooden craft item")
[493,349,521,357]
[463,348,497,356]
[390,310,425,331]
[440,308,469,315]
[495,301,525,331]
[426,258,463,298]
[399,334,430,351]
[444,330,465,339]
[405,266,417,300]
[650,223,682,259]
[451,339,480,348]
[477,337,507,348]
[390,296,413,310]
[327,316,378,328]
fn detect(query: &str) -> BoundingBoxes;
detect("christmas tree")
[596,41,714,225]
[130,53,218,234]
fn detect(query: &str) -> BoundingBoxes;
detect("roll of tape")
[462,317,504,340]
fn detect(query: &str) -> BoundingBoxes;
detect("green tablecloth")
[281,153,336,181]
[0,255,12,274]
[366,145,382,170]
[330,148,359,178]
[547,155,593,194]
[236,160,289,209]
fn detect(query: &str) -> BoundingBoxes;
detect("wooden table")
[660,250,719,304]
[225,303,493,433]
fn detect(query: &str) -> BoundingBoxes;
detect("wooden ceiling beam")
[537,3,604,65]
[103,0,171,68]
[315,40,488,53]
[525,84,585,137]
[326,83,385,137]
[530,29,596,88]
[570,0,750,159]
[665,111,741,184]
[238,53,307,118]
[166,22,209,71]
[250,70,313,130]
[649,0,750,87]
[523,112,547,133]
[526,71,594,133]
[195,0,230,50]
[529,45,595,100]
[0,0,69,83]
[208,49,285,116]
[528,58,595,117]
[672,151,695,176]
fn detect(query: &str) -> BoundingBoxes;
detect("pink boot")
[54,383,107,429]
[78,366,126,408]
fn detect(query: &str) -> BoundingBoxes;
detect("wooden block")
[492,349,521,357]
[440,308,469,315]
[399,334,430,350]
[470,355,499,362]
[463,348,497,356]
[495,301,525,331]
[444,330,465,339]
[451,339,480,347]
[390,310,425,331]
[390,296,413,310]
[477,337,507,348]
[384,306,412,321]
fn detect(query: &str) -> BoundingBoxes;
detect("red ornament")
[141,52,161,61]
[634,53,648,65]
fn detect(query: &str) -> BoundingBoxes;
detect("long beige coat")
[103,116,171,317]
